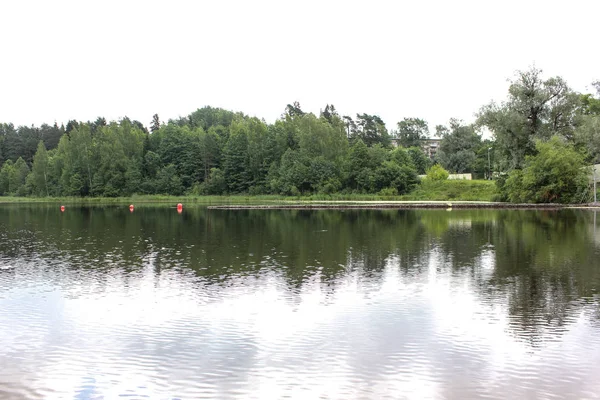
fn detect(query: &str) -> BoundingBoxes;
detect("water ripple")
[1,207,600,399]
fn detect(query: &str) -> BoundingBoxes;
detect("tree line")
[1,66,599,202]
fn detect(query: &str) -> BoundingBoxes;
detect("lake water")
[1,205,600,399]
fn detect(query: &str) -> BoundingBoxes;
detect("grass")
[399,179,497,202]
[0,180,498,204]
[0,195,291,205]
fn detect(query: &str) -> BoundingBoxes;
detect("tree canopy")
[1,67,599,204]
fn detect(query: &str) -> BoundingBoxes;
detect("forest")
[1,67,599,202]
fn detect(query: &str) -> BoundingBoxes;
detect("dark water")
[1,205,600,399]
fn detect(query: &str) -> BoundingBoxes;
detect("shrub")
[502,136,589,203]
[378,187,398,197]
[425,164,449,181]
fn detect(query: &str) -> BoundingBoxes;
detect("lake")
[1,205,599,399]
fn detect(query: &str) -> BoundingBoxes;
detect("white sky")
[1,0,599,132]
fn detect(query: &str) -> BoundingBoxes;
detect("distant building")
[390,137,441,160]
[421,138,441,159]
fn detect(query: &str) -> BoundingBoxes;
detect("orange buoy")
[129,204,135,212]
[60,205,65,212]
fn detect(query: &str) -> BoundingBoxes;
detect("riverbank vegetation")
[1,67,599,203]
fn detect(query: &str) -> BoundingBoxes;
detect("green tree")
[10,157,30,196]
[503,136,588,203]
[223,121,250,193]
[271,149,310,195]
[436,119,481,173]
[407,146,431,174]
[0,160,13,195]
[202,167,227,195]
[373,161,419,194]
[345,114,390,147]
[425,164,449,181]
[396,118,429,148]
[478,67,579,170]
[31,141,50,196]
[58,125,94,196]
[156,164,184,195]
[150,114,161,133]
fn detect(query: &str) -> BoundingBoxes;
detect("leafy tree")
[31,141,50,196]
[57,124,95,196]
[156,124,202,188]
[574,114,600,163]
[244,118,273,191]
[308,156,341,194]
[202,167,227,195]
[436,119,481,173]
[373,161,419,194]
[502,136,588,203]
[396,118,429,148]
[284,101,305,119]
[91,117,107,135]
[426,164,449,181]
[407,146,431,174]
[320,104,339,124]
[223,121,250,193]
[150,114,161,133]
[40,123,64,151]
[478,66,579,170]
[574,87,600,164]
[351,114,391,147]
[65,120,79,135]
[10,157,30,196]
[0,160,14,195]
[271,149,310,195]
[156,164,184,195]
[187,106,238,131]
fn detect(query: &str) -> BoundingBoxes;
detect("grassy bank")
[0,180,497,204]
[400,179,497,201]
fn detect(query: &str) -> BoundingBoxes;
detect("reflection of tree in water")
[426,209,600,343]
[2,205,600,341]
[489,210,600,342]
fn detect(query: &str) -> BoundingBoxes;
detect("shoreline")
[2,196,600,210]
[208,202,600,210]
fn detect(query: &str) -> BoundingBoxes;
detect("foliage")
[344,114,391,147]
[31,141,49,196]
[407,146,431,174]
[501,136,589,203]
[425,164,449,181]
[477,66,579,170]
[396,118,429,148]
[435,119,481,173]
[402,179,497,201]
[0,71,599,202]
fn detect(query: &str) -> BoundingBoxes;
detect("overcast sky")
[1,0,599,133]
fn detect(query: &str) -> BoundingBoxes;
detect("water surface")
[1,205,600,399]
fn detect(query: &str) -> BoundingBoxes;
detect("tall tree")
[477,66,579,170]
[223,121,250,193]
[31,141,50,196]
[436,119,481,173]
[150,114,161,133]
[396,118,429,148]
[350,114,390,147]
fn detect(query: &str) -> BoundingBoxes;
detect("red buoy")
[60,205,65,212]
[177,203,183,212]
[129,204,135,212]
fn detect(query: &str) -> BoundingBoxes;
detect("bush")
[425,164,449,181]
[378,187,398,197]
[203,168,227,195]
[501,136,589,203]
